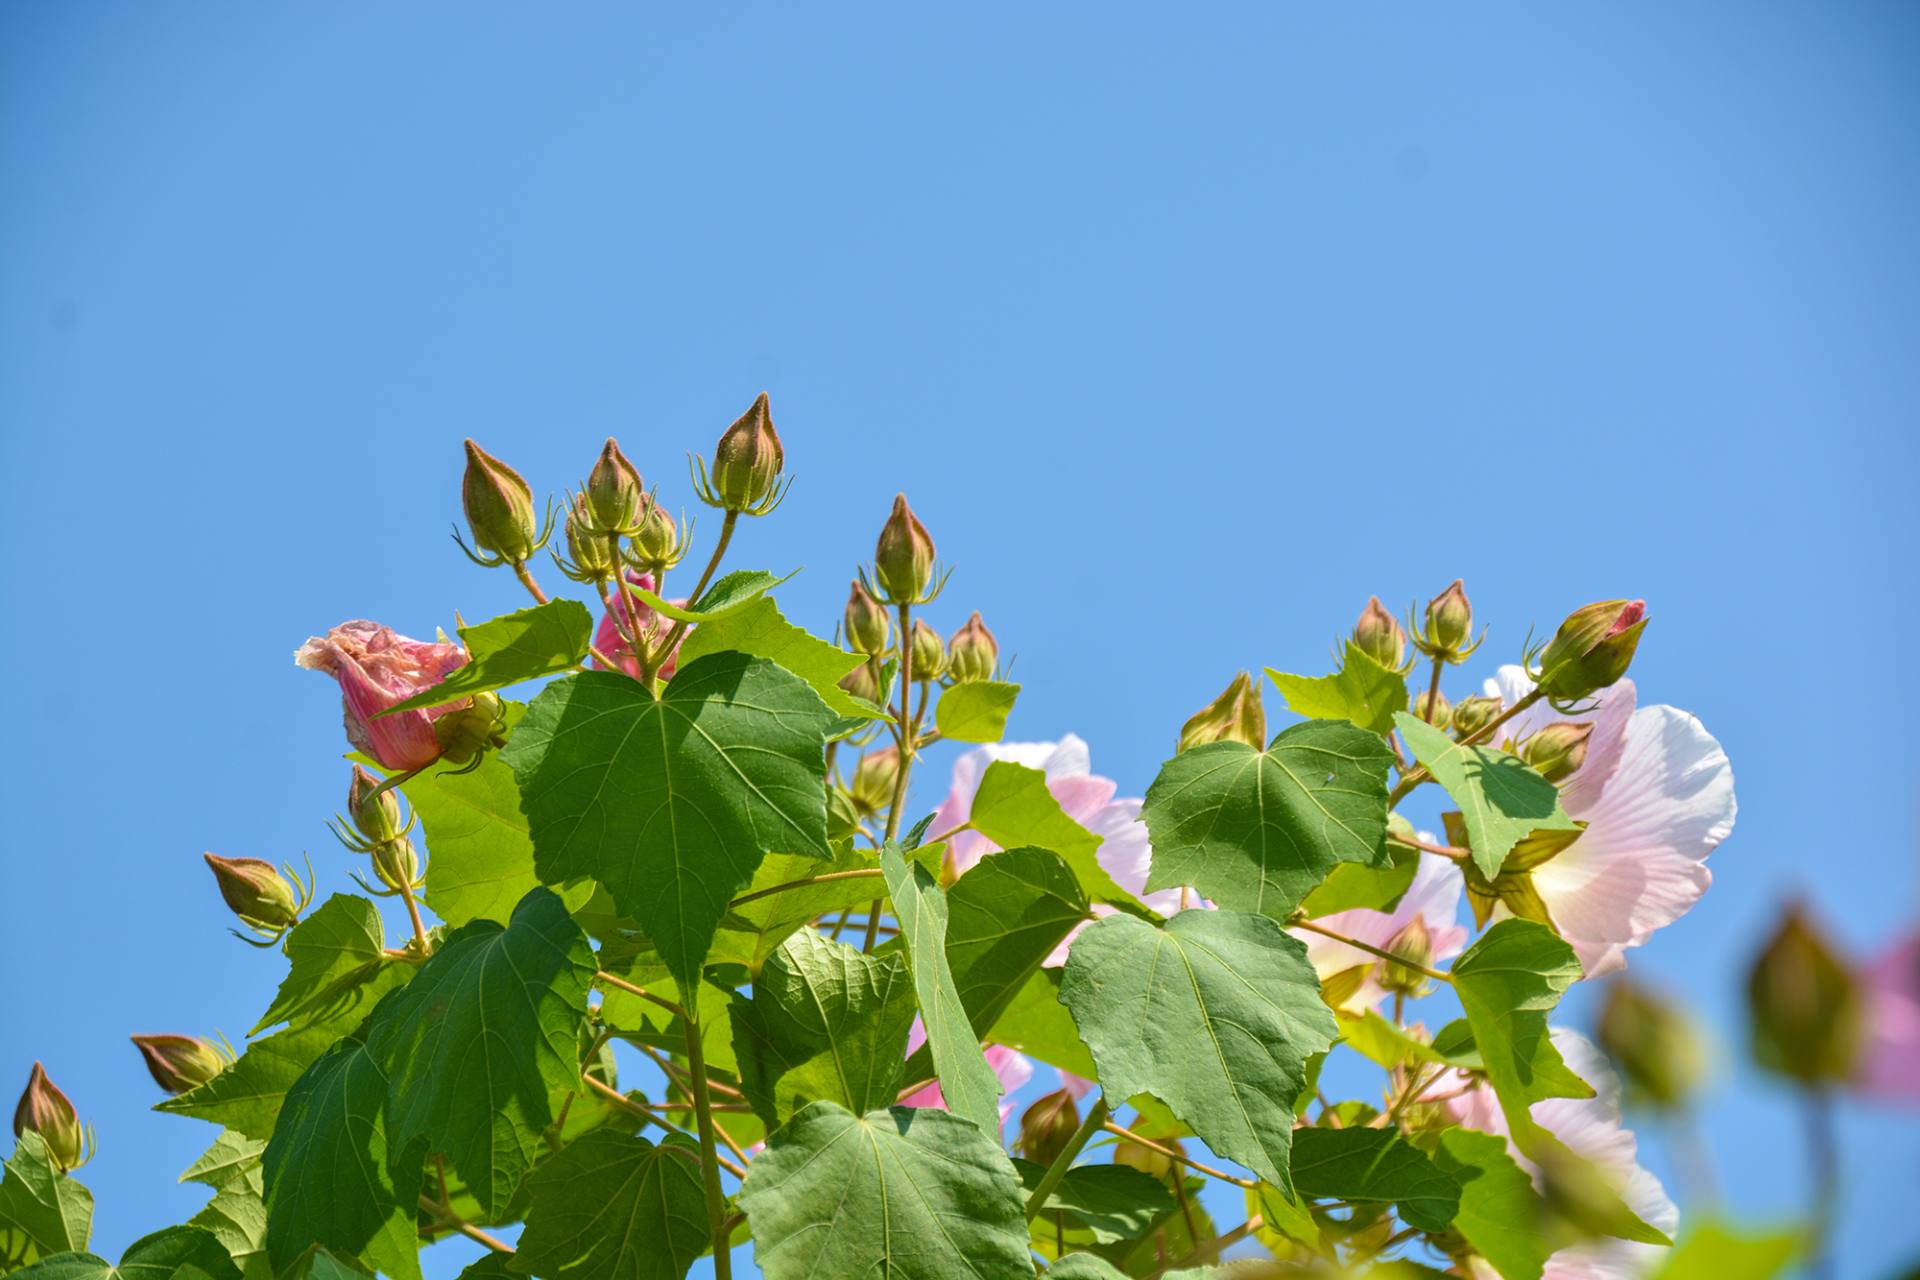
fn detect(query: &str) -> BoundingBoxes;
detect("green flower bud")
[1596,979,1707,1109]
[434,692,508,764]
[850,745,900,816]
[1536,600,1647,702]
[1449,695,1501,739]
[582,437,645,536]
[1747,903,1864,1086]
[825,784,861,841]
[560,497,618,583]
[13,1063,87,1171]
[631,498,684,569]
[707,392,785,514]
[874,494,936,604]
[1352,596,1405,670]
[843,579,890,656]
[130,1034,226,1096]
[460,440,540,565]
[909,619,946,682]
[838,659,883,708]
[946,611,998,684]
[1178,672,1267,753]
[1418,579,1476,660]
[347,764,404,846]
[1522,721,1594,782]
[203,853,300,931]
[1377,916,1434,998]
[1413,689,1452,729]
[372,836,419,894]
[1016,1088,1082,1168]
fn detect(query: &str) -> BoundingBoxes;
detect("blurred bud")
[1352,596,1405,670]
[1413,689,1452,729]
[706,392,785,514]
[1523,721,1595,783]
[1017,1088,1082,1167]
[581,438,645,535]
[838,659,883,707]
[559,497,619,583]
[1113,1136,1181,1183]
[843,580,890,656]
[874,495,936,604]
[946,612,998,684]
[1536,600,1647,702]
[461,440,540,565]
[1178,672,1267,753]
[850,745,900,815]
[1450,694,1502,739]
[372,837,419,893]
[13,1063,86,1171]
[130,1034,226,1096]
[825,784,861,841]
[1596,979,1707,1109]
[1377,916,1434,998]
[909,619,946,681]
[1414,579,1477,662]
[1747,903,1864,1086]
[348,765,404,845]
[631,498,684,568]
[434,692,507,764]
[203,854,300,931]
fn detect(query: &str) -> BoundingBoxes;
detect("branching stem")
[1288,917,1452,985]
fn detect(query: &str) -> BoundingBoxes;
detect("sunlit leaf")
[1395,713,1578,878]
[0,1133,93,1270]
[380,601,593,715]
[253,895,394,1035]
[934,681,1021,744]
[1430,1128,1551,1280]
[1266,642,1408,735]
[968,762,1153,917]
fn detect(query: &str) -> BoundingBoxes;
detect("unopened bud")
[434,691,507,764]
[850,745,900,815]
[1377,916,1434,997]
[347,765,404,845]
[1017,1089,1082,1168]
[461,440,540,565]
[1178,672,1267,753]
[946,612,998,684]
[1420,580,1475,658]
[1596,979,1706,1109]
[203,854,300,931]
[1113,1136,1181,1183]
[1413,689,1452,729]
[1747,903,1864,1086]
[825,785,861,840]
[1450,695,1501,739]
[582,438,645,535]
[1523,721,1594,783]
[909,619,946,681]
[874,495,936,604]
[371,836,419,893]
[1353,596,1405,670]
[130,1034,226,1096]
[838,660,883,707]
[631,498,682,568]
[843,580,890,656]
[707,392,785,514]
[560,497,618,582]
[1536,600,1647,702]
[13,1063,86,1171]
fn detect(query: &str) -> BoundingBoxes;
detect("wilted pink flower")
[1856,933,1920,1102]
[899,1020,1033,1130]
[593,572,684,680]
[294,621,468,771]
[1483,667,1736,978]
[1291,849,1469,1014]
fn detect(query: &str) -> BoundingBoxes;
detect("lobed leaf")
[4,1226,240,1280]
[677,595,888,722]
[1429,1128,1552,1280]
[934,681,1021,744]
[252,895,393,1035]
[0,1133,93,1271]
[381,600,593,715]
[1288,1126,1460,1232]
[1266,641,1409,735]
[510,1130,708,1280]
[629,568,796,624]
[967,762,1152,917]
[1394,713,1579,879]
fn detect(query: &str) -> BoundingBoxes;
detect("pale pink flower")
[899,1020,1033,1130]
[294,621,468,771]
[1856,933,1920,1102]
[1445,1029,1679,1280]
[593,572,683,680]
[1291,850,1469,1014]
[1483,667,1736,978]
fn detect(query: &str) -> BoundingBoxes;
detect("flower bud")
[1016,1088,1082,1168]
[1352,596,1405,670]
[850,745,900,816]
[203,854,300,931]
[372,836,419,893]
[347,764,404,845]
[582,438,645,535]
[1113,1136,1181,1183]
[631,498,682,568]
[433,691,507,764]
[946,612,998,684]
[461,440,540,565]
[559,497,619,583]
[1536,600,1647,702]
[909,619,946,682]
[1449,694,1501,739]
[13,1063,86,1171]
[130,1034,226,1096]
[1178,672,1267,753]
[1420,580,1475,658]
[838,660,883,707]
[843,580,890,656]
[1596,979,1707,1109]
[1747,903,1864,1086]
[1377,916,1434,998]
[1522,721,1595,783]
[825,784,861,841]
[874,494,936,604]
[707,392,785,513]
[1413,689,1452,729]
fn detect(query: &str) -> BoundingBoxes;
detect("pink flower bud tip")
[130,1034,227,1096]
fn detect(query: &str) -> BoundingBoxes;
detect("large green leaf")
[510,1130,707,1280]
[967,762,1152,916]
[367,888,594,1217]
[708,846,886,974]
[503,657,836,984]
[1429,1128,1551,1280]
[934,681,1021,744]
[1044,1259,1128,1280]
[1014,1159,1177,1246]
[736,1103,1031,1280]
[1059,911,1336,1194]
[5,1226,242,1280]
[729,927,917,1129]
[1266,642,1408,735]
[0,1134,92,1271]
[985,968,1097,1079]
[253,895,394,1035]
[676,596,886,721]
[1141,722,1394,921]
[181,1131,266,1192]
[381,600,593,715]
[1394,713,1579,878]
[261,1036,419,1280]
[1287,1127,1459,1232]
[880,846,1005,1137]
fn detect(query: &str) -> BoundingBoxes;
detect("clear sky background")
[3,3,1917,1277]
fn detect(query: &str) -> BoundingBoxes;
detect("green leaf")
[1394,713,1579,878]
[1429,1128,1551,1280]
[6,1227,242,1280]
[934,681,1021,743]
[0,1133,93,1270]
[1266,641,1409,735]
[261,1036,419,1280]
[1299,841,1417,918]
[676,595,887,722]
[190,1182,269,1280]
[1014,1160,1176,1245]
[1044,1258,1128,1280]
[180,1131,267,1192]
[380,601,593,715]
[510,1129,708,1280]
[503,656,836,984]
[1058,910,1337,1194]
[367,888,595,1217]
[736,1103,1032,1280]
[879,846,1004,1138]
[968,762,1154,917]
[729,928,917,1129]
[1649,1220,1801,1280]
[985,969,1098,1079]
[253,895,393,1035]
[1288,1127,1459,1232]
[159,1025,352,1144]
[1337,1011,1471,1073]
[708,847,886,975]
[1141,722,1394,921]
[630,568,797,623]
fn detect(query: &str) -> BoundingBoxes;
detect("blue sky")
[3,3,1917,1276]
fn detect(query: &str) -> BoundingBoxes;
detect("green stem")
[730,867,884,908]
[1388,688,1542,806]
[1423,656,1444,723]
[1024,1096,1109,1221]
[1290,917,1451,985]
[866,601,918,953]
[652,509,739,674]
[681,999,735,1280]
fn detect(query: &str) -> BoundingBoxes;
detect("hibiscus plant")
[8,393,1897,1280]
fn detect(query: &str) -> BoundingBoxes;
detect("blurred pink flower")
[593,572,683,680]
[294,620,468,771]
[899,1020,1033,1130]
[1291,849,1468,1014]
[1857,933,1920,1101]
[1484,667,1736,978]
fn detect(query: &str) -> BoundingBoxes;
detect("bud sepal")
[203,852,314,947]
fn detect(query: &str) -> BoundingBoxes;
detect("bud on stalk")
[946,612,998,684]
[347,764,405,845]
[1523,721,1594,782]
[581,438,645,536]
[703,392,786,515]
[1535,599,1647,702]
[1178,672,1267,752]
[372,836,420,894]
[850,745,900,816]
[1353,596,1406,670]
[1746,903,1864,1086]
[1017,1089,1083,1167]
[13,1063,88,1171]
[1449,695,1502,740]
[1377,916,1434,997]
[203,854,301,931]
[838,660,884,707]
[460,440,543,566]
[130,1034,227,1096]
[1413,579,1479,662]
[874,494,937,604]
[1596,979,1707,1109]
[630,498,686,569]
[909,619,947,681]
[434,691,508,764]
[825,784,861,841]
[843,580,890,656]
[1413,689,1451,730]
[557,497,619,583]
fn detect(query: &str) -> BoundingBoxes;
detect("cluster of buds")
[1376,916,1435,998]
[455,441,555,569]
[1529,599,1647,705]
[1178,671,1267,752]
[203,852,314,947]
[130,1034,230,1096]
[1408,580,1484,666]
[329,765,426,902]
[553,439,697,588]
[12,1063,92,1171]
[692,392,789,517]
[1596,979,1707,1109]
[1746,903,1863,1087]
[866,495,949,607]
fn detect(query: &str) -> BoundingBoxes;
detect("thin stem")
[682,999,736,1280]
[1151,1215,1262,1278]
[1388,688,1543,806]
[1380,1062,1443,1128]
[1024,1096,1110,1221]
[1101,1121,1257,1189]
[418,1196,515,1254]
[1804,1088,1839,1280]
[1387,831,1470,863]
[1423,656,1444,723]
[396,881,431,951]
[512,562,549,605]
[653,509,738,666]
[730,867,884,908]
[579,1074,748,1178]
[596,971,687,1020]
[1289,917,1452,985]
[866,600,919,953]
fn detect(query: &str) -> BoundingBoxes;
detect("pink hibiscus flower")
[1290,849,1469,1014]
[1857,932,1920,1101]
[899,1020,1033,1131]
[294,620,469,771]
